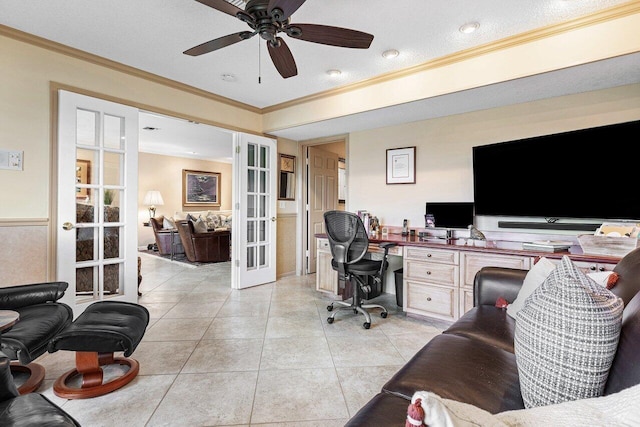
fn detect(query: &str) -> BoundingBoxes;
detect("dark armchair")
[0,352,80,426]
[149,216,185,257]
[176,220,231,263]
[0,282,73,394]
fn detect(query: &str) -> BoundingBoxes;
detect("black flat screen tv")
[425,202,475,229]
[472,120,640,220]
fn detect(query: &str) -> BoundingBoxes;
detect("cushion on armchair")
[514,256,623,408]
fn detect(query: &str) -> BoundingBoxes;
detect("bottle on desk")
[402,219,409,236]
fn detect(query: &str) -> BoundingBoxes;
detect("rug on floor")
[138,249,213,267]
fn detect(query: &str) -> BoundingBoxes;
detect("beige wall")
[0,33,261,220]
[138,152,233,248]
[348,83,640,233]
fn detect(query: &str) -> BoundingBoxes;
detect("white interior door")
[232,133,277,289]
[57,90,139,316]
[306,146,338,273]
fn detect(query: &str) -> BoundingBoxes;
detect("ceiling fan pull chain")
[258,37,262,84]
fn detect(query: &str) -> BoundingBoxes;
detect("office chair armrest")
[379,242,397,250]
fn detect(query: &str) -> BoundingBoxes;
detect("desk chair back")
[324,210,369,276]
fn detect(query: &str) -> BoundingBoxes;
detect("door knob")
[271,217,276,222]
[62,222,75,230]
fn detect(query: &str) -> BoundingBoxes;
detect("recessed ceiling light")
[459,22,480,34]
[327,69,342,77]
[382,49,399,59]
[221,73,236,82]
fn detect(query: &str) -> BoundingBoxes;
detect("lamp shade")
[143,190,164,206]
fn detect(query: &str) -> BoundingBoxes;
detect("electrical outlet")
[0,150,23,171]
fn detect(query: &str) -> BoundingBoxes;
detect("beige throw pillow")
[191,217,208,233]
[506,257,556,319]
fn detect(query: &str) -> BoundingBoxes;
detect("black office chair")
[324,210,397,329]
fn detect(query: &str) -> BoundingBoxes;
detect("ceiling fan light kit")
[184,0,375,78]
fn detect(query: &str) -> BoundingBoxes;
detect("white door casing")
[232,133,277,289]
[57,90,139,316]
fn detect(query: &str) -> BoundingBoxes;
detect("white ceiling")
[2,0,638,158]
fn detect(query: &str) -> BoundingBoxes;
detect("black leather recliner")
[0,351,79,426]
[0,282,73,394]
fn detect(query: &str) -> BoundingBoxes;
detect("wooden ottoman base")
[11,361,45,395]
[53,351,139,399]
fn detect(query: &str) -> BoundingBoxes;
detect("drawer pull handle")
[426,297,432,301]
[427,254,432,257]
[599,267,605,272]
[590,266,596,271]
[426,271,431,275]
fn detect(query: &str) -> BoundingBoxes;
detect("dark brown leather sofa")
[176,220,231,263]
[346,247,640,425]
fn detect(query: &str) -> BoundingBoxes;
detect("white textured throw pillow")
[162,216,176,229]
[506,257,556,319]
[514,256,623,408]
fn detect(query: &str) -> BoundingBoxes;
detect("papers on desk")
[522,240,573,252]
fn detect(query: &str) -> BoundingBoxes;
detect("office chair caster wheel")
[363,322,371,329]
[381,312,388,318]
[327,317,334,324]
[327,305,333,311]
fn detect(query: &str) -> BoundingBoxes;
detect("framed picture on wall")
[386,146,416,184]
[182,169,221,207]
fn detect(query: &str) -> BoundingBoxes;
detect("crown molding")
[0,24,261,114]
[262,1,640,113]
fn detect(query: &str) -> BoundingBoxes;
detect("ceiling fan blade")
[287,24,373,49]
[267,37,298,78]
[184,31,254,56]
[268,0,306,20]
[195,0,244,18]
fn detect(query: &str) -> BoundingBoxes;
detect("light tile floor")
[32,252,449,426]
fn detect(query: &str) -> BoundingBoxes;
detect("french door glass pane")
[247,247,255,269]
[259,220,266,242]
[104,226,120,259]
[247,194,256,218]
[247,220,256,244]
[76,227,96,261]
[259,246,266,267]
[260,146,268,168]
[104,114,124,149]
[248,169,256,193]
[248,144,256,167]
[104,152,123,186]
[259,170,267,193]
[76,109,98,146]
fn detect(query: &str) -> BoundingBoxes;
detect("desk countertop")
[315,232,623,264]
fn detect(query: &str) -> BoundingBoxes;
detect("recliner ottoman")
[47,301,149,399]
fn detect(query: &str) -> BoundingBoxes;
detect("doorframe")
[48,82,267,285]
[296,134,349,276]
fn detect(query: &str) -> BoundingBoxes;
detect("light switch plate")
[0,150,23,170]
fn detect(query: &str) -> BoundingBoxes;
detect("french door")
[232,133,277,289]
[57,90,139,315]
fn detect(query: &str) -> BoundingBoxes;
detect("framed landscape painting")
[182,169,221,207]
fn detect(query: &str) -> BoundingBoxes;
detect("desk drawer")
[405,260,459,286]
[406,280,458,321]
[404,247,458,265]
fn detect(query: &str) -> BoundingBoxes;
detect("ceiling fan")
[183,0,374,78]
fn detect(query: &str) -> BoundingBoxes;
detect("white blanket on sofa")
[411,384,640,426]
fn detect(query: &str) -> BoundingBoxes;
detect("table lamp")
[143,190,164,219]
